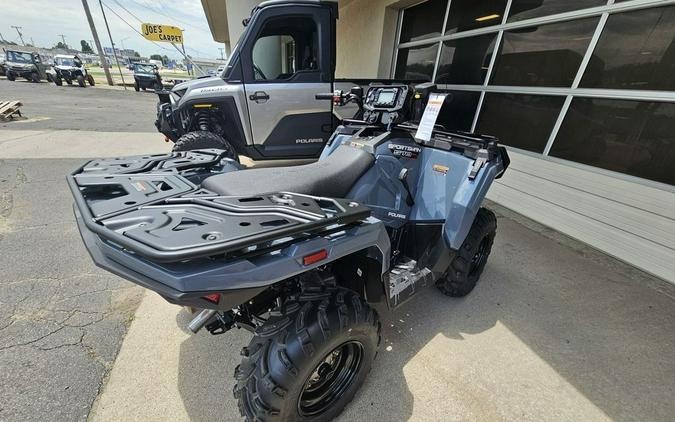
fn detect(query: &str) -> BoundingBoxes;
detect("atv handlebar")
[315,93,335,100]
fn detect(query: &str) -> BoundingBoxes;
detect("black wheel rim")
[298,341,364,417]
[469,236,491,277]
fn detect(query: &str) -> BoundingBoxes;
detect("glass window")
[508,0,605,23]
[436,90,481,131]
[399,0,447,43]
[394,43,438,81]
[251,16,318,81]
[445,0,507,35]
[580,6,675,91]
[435,34,497,85]
[477,93,564,152]
[490,18,598,87]
[550,99,675,185]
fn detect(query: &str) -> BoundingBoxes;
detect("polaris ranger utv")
[4,50,50,82]
[156,0,405,161]
[69,82,509,421]
[52,54,95,87]
[132,63,163,92]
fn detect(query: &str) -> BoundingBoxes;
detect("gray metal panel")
[244,81,331,144]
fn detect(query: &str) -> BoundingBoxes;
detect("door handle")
[249,91,269,103]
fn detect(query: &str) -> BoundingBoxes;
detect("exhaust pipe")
[187,309,217,333]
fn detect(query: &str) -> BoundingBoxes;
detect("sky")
[0,0,226,60]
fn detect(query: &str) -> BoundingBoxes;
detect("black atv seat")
[202,145,374,197]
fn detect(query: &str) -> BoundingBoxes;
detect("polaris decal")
[387,211,407,219]
[192,85,237,95]
[388,143,421,158]
[296,138,323,144]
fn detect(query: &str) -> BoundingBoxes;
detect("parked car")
[4,50,50,82]
[52,54,95,87]
[132,63,162,92]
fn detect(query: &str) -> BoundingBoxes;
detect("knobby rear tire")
[234,287,381,422]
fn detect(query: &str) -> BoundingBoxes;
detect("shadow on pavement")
[175,211,675,421]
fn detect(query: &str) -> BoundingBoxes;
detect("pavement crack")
[0,326,65,351]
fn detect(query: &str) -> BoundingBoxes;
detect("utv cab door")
[240,5,334,158]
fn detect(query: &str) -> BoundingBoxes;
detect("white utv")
[52,54,95,87]
[156,0,415,162]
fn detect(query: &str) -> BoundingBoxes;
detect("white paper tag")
[415,93,447,142]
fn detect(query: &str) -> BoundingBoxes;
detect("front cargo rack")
[68,150,371,263]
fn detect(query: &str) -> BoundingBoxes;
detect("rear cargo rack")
[68,151,371,263]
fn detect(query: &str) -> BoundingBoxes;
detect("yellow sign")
[141,23,183,43]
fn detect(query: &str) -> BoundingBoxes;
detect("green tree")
[54,41,68,49]
[80,40,94,54]
[150,54,163,62]
[133,51,140,58]
[161,55,169,65]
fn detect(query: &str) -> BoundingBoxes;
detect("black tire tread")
[234,287,380,421]
[436,207,497,297]
[172,130,239,163]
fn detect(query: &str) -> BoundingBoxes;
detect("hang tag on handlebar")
[414,93,447,142]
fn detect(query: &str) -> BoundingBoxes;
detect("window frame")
[390,0,675,190]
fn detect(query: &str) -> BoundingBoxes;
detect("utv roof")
[254,0,338,15]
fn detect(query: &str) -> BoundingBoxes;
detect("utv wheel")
[172,131,239,163]
[154,81,163,91]
[30,72,41,83]
[134,81,140,92]
[234,288,381,422]
[436,207,497,297]
[87,75,95,86]
[6,71,15,81]
[54,76,63,86]
[66,78,73,85]
[77,75,86,87]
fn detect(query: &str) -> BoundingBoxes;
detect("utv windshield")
[55,57,76,66]
[134,64,157,73]
[6,51,32,63]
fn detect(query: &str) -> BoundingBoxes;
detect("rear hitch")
[205,312,236,335]
[187,309,237,334]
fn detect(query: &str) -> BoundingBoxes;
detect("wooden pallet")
[0,100,23,121]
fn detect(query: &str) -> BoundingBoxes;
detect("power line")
[129,0,212,34]
[100,1,173,53]
[111,0,143,24]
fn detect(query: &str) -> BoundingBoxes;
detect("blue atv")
[68,83,508,421]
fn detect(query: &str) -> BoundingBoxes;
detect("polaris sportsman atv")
[51,54,95,87]
[69,83,509,421]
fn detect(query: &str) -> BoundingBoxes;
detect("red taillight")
[303,249,328,266]
[203,293,220,304]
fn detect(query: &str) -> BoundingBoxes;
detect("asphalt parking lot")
[1,78,675,422]
[0,77,157,132]
[0,77,168,421]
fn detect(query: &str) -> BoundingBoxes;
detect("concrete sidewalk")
[91,203,675,422]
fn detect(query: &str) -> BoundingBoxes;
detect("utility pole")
[81,0,113,85]
[11,26,25,46]
[58,34,67,48]
[30,37,35,47]
[218,47,224,60]
[98,0,126,89]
